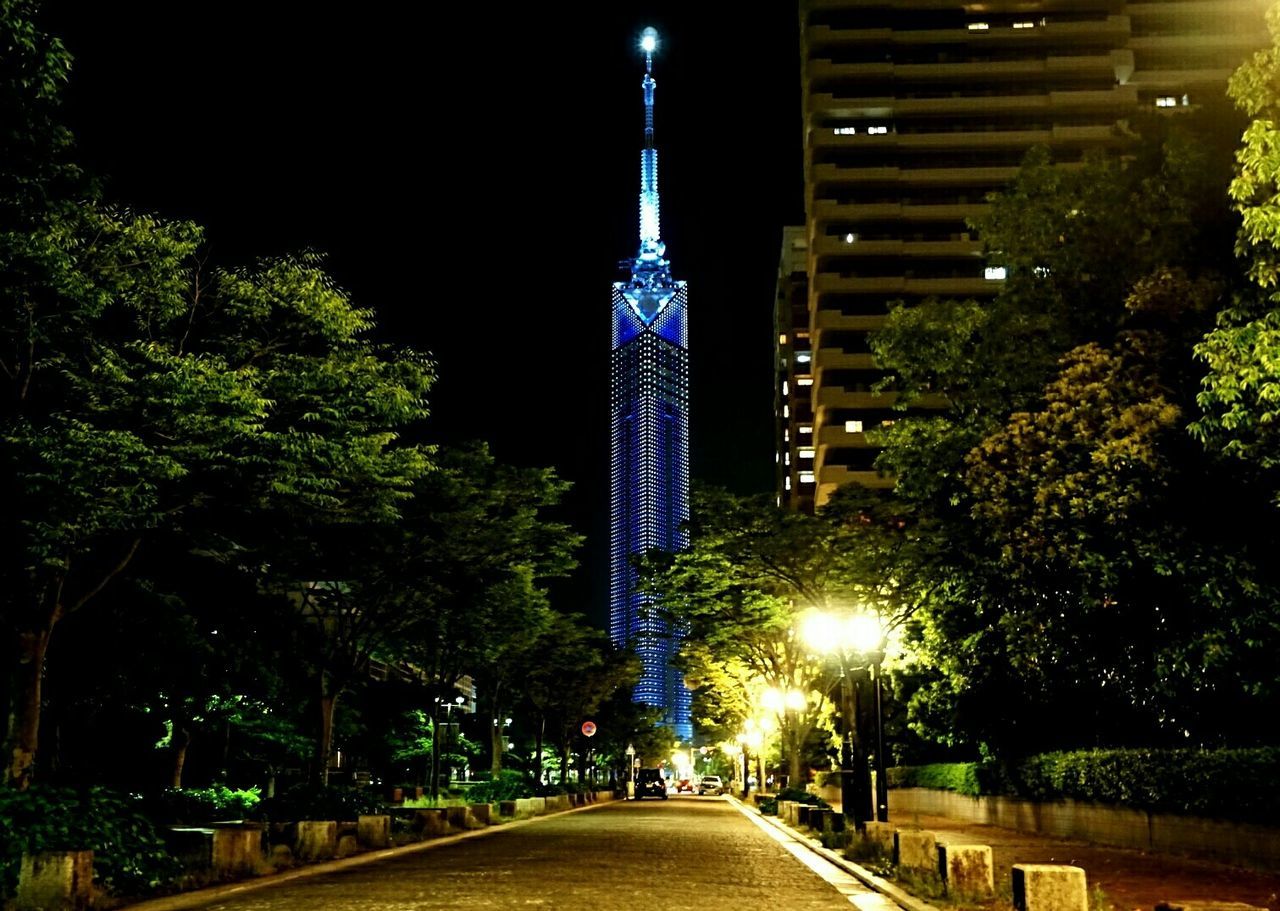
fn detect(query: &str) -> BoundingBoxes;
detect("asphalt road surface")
[184,796,883,911]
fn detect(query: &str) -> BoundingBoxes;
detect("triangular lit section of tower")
[609,26,692,741]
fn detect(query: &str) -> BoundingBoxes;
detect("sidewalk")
[894,812,1280,911]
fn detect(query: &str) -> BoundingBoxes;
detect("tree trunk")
[559,737,570,786]
[489,711,504,778]
[788,721,803,786]
[5,626,53,791]
[316,685,338,787]
[429,704,441,800]
[532,715,544,785]
[171,722,192,789]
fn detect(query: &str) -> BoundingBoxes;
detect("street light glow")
[641,27,657,54]
[801,608,884,654]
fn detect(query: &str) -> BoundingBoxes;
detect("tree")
[1192,4,1280,502]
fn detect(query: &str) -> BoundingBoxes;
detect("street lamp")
[801,609,887,828]
[625,743,636,799]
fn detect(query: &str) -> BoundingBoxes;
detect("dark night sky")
[40,3,804,626]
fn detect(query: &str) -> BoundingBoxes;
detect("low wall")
[888,787,1280,870]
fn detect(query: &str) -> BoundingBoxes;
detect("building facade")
[610,30,692,740]
[784,0,1268,509]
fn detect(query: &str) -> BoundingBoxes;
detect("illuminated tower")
[610,27,692,741]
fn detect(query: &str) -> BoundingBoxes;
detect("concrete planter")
[16,851,94,911]
[357,814,391,849]
[293,820,337,861]
[211,822,266,878]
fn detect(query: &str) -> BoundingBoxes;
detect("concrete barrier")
[895,829,937,872]
[939,844,994,899]
[414,808,449,836]
[514,798,534,815]
[797,805,813,827]
[16,851,93,911]
[862,821,893,855]
[445,805,478,830]
[1012,864,1088,911]
[293,821,337,861]
[809,808,833,831]
[357,814,391,849]
[468,803,494,825]
[530,797,547,815]
[211,823,265,877]
[499,800,518,817]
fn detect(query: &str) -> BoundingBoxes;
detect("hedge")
[888,748,1280,824]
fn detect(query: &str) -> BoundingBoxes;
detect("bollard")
[1012,864,1088,911]
[939,844,994,899]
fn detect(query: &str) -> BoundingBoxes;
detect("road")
[183,796,887,911]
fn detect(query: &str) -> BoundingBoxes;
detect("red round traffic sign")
[581,720,597,737]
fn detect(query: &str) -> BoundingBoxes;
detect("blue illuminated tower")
[609,27,692,741]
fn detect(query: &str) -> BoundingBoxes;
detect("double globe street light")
[800,609,889,828]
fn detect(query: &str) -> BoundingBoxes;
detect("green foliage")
[142,786,261,825]
[0,786,179,899]
[890,748,1280,823]
[758,797,778,815]
[463,771,532,803]
[250,784,381,822]
[775,786,826,806]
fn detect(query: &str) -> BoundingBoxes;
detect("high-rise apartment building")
[610,29,692,740]
[784,0,1268,509]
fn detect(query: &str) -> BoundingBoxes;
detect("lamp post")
[801,609,887,829]
[625,743,636,799]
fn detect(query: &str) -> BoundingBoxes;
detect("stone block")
[294,821,337,861]
[16,851,94,911]
[445,805,478,830]
[468,803,494,825]
[895,829,938,872]
[211,823,265,878]
[798,805,813,827]
[336,834,359,858]
[499,800,518,817]
[357,814,391,849]
[1155,904,1270,911]
[1012,864,1088,911]
[268,844,293,869]
[939,844,994,899]
[809,808,832,831]
[828,811,847,833]
[863,821,893,855]
[530,796,547,815]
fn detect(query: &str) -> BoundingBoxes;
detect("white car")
[697,775,724,796]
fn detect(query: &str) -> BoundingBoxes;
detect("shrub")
[775,786,828,806]
[888,748,1280,824]
[250,784,382,822]
[758,797,778,815]
[464,771,533,803]
[142,785,261,825]
[0,786,180,900]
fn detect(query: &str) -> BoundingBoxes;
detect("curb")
[119,798,620,911]
[728,798,945,911]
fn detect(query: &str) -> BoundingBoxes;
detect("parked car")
[634,767,669,800]
[675,778,694,793]
[697,775,724,796]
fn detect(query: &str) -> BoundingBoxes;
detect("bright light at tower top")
[640,27,658,54]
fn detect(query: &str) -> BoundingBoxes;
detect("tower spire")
[638,26,662,259]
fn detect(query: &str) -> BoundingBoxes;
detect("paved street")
[184,797,877,911]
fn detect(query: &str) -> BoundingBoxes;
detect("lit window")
[783,405,790,418]
[1155,96,1177,108]
[797,377,813,387]
[799,471,816,484]
[785,476,792,491]
[845,232,856,244]
[782,380,790,396]
[1033,265,1050,277]
[845,420,864,433]
[785,452,791,466]
[1013,20,1035,28]
[799,448,815,459]
[1182,94,1190,106]
[796,352,811,364]
[779,333,788,344]
[799,425,813,435]
[968,22,989,31]
[834,127,857,135]
[784,429,790,442]
[797,331,810,339]
[867,126,889,135]
[881,419,895,428]
[985,266,1007,280]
